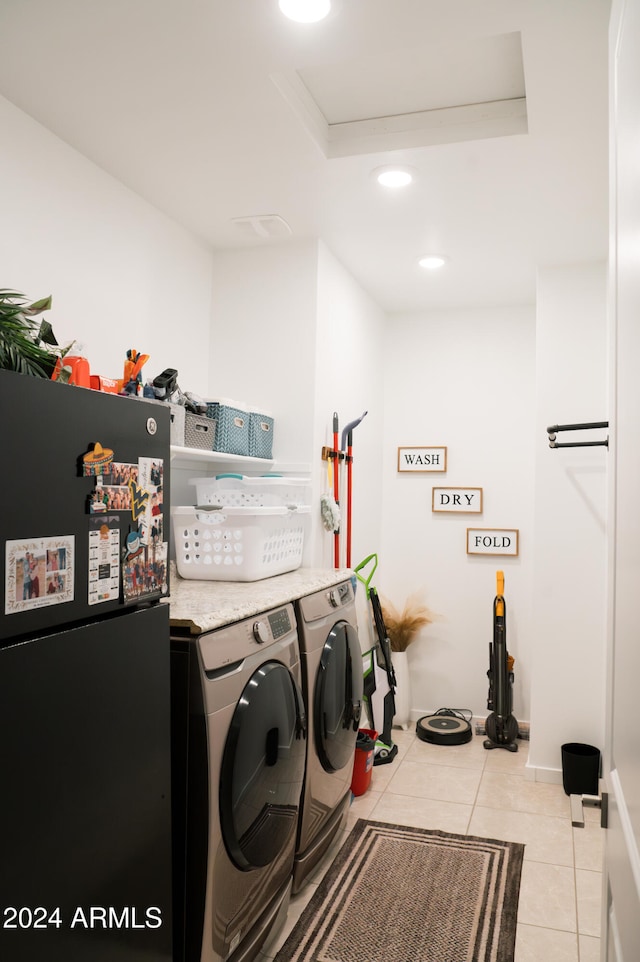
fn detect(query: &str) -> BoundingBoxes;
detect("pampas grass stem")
[380,591,435,652]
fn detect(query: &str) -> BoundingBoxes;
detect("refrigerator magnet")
[124,527,144,561]
[128,478,150,521]
[122,540,168,605]
[82,441,114,476]
[88,516,120,605]
[137,457,164,545]
[5,536,75,614]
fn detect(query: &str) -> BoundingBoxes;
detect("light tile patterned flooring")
[261,729,603,962]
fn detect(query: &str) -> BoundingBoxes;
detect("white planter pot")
[392,650,411,730]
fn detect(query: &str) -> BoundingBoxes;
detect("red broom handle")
[346,442,353,568]
[333,413,340,568]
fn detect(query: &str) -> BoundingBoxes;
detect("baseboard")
[408,709,564,783]
[474,719,530,741]
[409,709,530,740]
[522,764,562,784]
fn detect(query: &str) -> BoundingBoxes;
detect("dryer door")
[220,660,306,871]
[314,620,363,773]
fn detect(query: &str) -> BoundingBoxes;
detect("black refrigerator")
[0,369,173,962]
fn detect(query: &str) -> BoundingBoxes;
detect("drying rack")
[546,421,609,449]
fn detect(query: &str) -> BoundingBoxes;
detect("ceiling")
[0,0,611,312]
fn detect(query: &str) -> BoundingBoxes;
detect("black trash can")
[561,742,600,796]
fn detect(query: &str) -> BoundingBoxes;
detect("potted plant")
[381,591,435,730]
[0,289,67,378]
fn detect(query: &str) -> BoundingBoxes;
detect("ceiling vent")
[231,214,293,240]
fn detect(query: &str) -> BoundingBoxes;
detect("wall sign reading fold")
[467,528,519,556]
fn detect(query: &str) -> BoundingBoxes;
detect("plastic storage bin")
[351,729,378,797]
[168,404,186,447]
[205,398,249,456]
[190,474,311,509]
[184,412,215,450]
[561,742,601,796]
[249,409,274,459]
[172,504,310,581]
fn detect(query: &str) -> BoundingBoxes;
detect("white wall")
[205,241,386,571]
[529,262,608,778]
[0,94,213,390]
[208,242,319,467]
[313,241,386,571]
[379,306,536,723]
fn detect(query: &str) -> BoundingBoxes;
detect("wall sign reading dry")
[467,528,519,556]
[432,487,482,513]
[397,446,447,472]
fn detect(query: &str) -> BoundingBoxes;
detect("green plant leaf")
[38,319,59,346]
[1,289,59,378]
[24,295,53,315]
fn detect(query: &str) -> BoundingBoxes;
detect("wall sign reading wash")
[397,447,447,472]
[466,528,519,556]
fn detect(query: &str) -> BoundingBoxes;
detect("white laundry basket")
[172,504,310,581]
[189,474,311,509]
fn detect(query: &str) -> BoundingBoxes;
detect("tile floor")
[261,729,603,962]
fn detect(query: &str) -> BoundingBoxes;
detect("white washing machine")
[292,579,363,893]
[171,603,306,962]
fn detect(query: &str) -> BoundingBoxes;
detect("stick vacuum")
[483,571,519,752]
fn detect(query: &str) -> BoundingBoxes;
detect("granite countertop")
[166,564,354,634]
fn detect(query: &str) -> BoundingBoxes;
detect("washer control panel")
[297,580,354,623]
[198,603,296,672]
[268,607,293,639]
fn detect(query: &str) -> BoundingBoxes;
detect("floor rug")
[275,819,524,962]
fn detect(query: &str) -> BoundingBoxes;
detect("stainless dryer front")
[171,604,306,962]
[293,580,362,893]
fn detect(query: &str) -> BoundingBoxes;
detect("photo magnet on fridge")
[5,535,75,614]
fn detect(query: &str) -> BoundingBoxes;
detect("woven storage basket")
[190,474,311,508]
[172,504,309,581]
[248,410,274,459]
[205,398,249,456]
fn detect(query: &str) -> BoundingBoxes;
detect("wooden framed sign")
[433,487,482,513]
[397,446,447,473]
[466,528,519,556]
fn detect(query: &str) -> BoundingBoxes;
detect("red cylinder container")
[351,728,378,797]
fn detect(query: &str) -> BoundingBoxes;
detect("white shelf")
[170,446,274,470]
[170,446,310,475]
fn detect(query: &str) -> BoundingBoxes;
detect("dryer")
[171,603,306,962]
[292,579,363,893]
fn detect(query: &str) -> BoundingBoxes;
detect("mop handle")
[340,411,367,452]
[346,431,353,568]
[354,553,378,596]
[333,412,340,568]
[341,412,367,569]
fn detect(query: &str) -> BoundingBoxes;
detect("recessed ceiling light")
[279,0,331,22]
[372,165,415,188]
[419,254,449,270]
